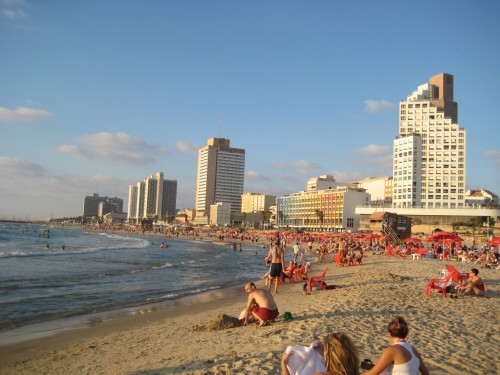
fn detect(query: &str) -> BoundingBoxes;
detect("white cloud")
[364,100,396,113]
[0,106,52,122]
[273,160,321,176]
[328,170,364,183]
[273,160,321,170]
[354,155,393,170]
[55,145,91,160]
[175,140,199,154]
[2,8,25,18]
[484,150,500,165]
[56,132,167,164]
[0,156,46,176]
[353,144,391,155]
[246,170,268,182]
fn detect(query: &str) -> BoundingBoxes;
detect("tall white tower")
[394,73,466,208]
[195,138,245,219]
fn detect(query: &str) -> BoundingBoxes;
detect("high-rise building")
[83,194,123,217]
[394,73,466,209]
[195,138,245,219]
[127,172,177,223]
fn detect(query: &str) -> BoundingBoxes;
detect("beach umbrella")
[404,237,422,244]
[364,233,381,239]
[426,231,463,242]
[489,237,500,247]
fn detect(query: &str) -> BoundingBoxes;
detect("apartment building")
[127,172,177,223]
[195,138,245,220]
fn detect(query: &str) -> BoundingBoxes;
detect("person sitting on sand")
[364,316,429,375]
[456,268,485,296]
[281,332,360,375]
[241,282,279,327]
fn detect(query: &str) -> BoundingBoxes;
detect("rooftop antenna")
[218,116,222,138]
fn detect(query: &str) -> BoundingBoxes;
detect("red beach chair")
[444,264,469,284]
[306,268,328,292]
[425,271,455,298]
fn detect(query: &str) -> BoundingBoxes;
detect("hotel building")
[127,172,177,223]
[394,73,466,209]
[356,73,499,229]
[277,184,369,232]
[195,138,245,221]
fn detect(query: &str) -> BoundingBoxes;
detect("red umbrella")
[425,232,463,242]
[489,237,500,247]
[404,237,422,243]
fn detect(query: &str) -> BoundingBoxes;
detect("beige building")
[241,192,276,213]
[127,172,177,223]
[210,202,232,227]
[395,73,466,208]
[307,175,352,191]
[352,176,393,204]
[195,138,245,220]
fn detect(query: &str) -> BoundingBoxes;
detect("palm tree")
[315,209,324,226]
[260,210,271,229]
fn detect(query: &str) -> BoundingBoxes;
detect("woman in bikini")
[457,268,485,296]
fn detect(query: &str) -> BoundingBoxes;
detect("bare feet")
[259,320,269,327]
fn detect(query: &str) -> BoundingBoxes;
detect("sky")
[1,0,499,220]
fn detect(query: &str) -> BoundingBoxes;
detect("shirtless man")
[243,282,279,327]
[265,240,285,293]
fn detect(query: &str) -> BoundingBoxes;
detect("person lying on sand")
[241,282,279,327]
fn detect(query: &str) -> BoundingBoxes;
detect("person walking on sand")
[265,240,285,293]
[364,316,429,375]
[241,282,279,327]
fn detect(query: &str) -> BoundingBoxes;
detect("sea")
[0,222,295,346]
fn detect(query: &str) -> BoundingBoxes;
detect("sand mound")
[377,272,413,281]
[191,313,242,331]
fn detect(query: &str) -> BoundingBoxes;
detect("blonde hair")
[323,333,359,375]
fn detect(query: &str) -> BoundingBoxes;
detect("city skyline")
[1,1,499,220]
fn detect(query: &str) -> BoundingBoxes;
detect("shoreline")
[1,255,498,374]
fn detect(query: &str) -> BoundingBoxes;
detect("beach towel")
[285,342,326,375]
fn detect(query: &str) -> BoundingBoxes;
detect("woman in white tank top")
[363,317,429,375]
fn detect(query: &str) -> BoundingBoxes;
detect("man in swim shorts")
[265,239,285,293]
[242,282,279,327]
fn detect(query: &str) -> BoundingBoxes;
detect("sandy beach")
[1,253,498,375]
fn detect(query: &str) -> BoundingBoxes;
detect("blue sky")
[1,0,499,220]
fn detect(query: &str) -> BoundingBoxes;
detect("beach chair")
[425,271,455,298]
[306,268,328,292]
[293,264,309,281]
[397,248,409,259]
[445,264,469,284]
[281,264,297,283]
[385,245,397,256]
